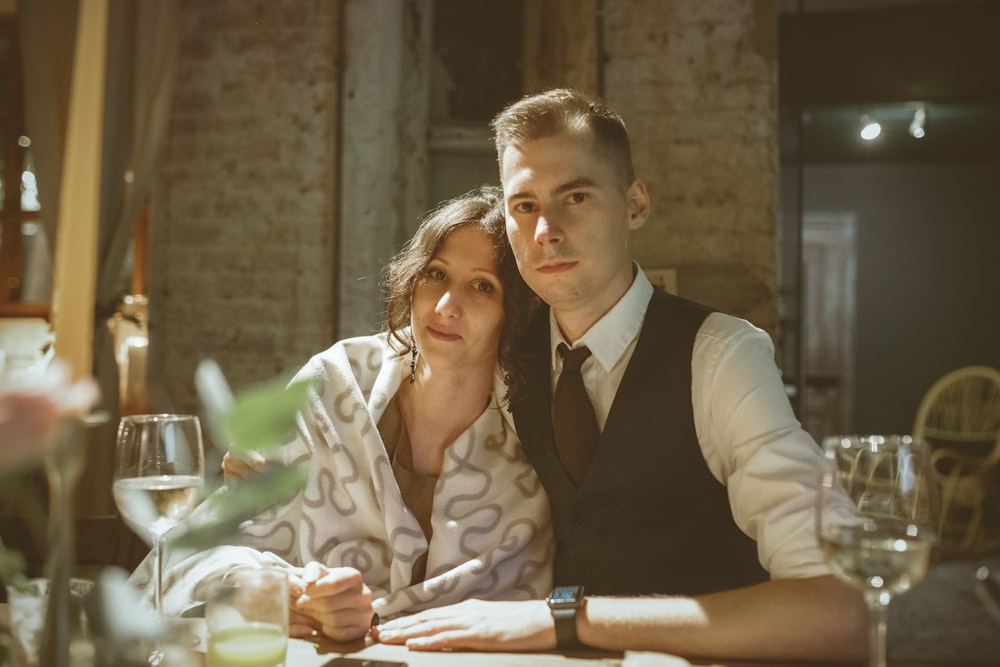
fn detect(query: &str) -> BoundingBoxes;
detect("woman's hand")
[220,449,267,483]
[288,562,374,642]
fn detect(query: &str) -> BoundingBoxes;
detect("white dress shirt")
[549,267,830,580]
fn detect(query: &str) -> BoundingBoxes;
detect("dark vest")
[511,289,768,596]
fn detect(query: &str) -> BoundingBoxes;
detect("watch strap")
[547,586,584,648]
[551,605,580,648]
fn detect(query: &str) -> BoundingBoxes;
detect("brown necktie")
[553,344,600,485]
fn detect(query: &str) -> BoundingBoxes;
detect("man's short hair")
[490,88,636,188]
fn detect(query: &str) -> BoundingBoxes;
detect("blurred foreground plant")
[168,359,311,552]
[0,359,313,664]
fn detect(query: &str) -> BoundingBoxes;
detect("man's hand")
[289,562,374,642]
[373,599,555,652]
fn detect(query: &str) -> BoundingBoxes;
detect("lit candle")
[50,0,109,380]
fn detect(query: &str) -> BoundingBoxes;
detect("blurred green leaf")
[0,547,27,588]
[168,463,308,552]
[222,376,313,454]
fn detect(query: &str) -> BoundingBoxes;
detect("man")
[376,89,866,662]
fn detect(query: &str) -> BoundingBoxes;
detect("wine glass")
[113,414,204,662]
[817,434,939,667]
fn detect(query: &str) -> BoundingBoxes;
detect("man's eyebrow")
[506,177,597,202]
[554,177,597,194]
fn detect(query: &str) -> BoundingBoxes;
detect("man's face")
[500,131,648,340]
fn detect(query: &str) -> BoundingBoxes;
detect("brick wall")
[149,0,778,420]
[149,0,340,417]
[604,0,779,332]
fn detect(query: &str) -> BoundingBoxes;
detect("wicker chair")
[913,365,1000,557]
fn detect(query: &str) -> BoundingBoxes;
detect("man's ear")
[626,178,650,231]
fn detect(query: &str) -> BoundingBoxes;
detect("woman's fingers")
[289,608,322,638]
[290,564,373,642]
[220,450,266,482]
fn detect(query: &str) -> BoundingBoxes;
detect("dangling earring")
[503,373,513,412]
[409,345,418,383]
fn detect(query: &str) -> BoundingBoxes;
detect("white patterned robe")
[132,333,553,619]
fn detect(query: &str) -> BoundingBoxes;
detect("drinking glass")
[205,568,289,667]
[5,577,93,667]
[112,414,204,663]
[817,434,939,667]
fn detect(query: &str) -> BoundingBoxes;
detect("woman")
[135,187,552,641]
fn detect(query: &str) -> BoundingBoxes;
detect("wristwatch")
[546,585,585,648]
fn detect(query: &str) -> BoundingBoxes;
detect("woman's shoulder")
[300,332,406,398]
[309,332,396,367]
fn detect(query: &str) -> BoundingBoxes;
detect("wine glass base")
[113,634,198,667]
[148,646,166,666]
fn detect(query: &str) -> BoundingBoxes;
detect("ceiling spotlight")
[909,103,927,139]
[859,114,881,141]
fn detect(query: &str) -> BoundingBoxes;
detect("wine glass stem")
[152,534,164,618]
[868,600,889,667]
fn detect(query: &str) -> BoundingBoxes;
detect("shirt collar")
[549,265,654,371]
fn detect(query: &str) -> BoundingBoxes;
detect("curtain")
[17,0,180,525]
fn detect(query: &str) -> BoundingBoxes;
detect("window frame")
[0,16,48,318]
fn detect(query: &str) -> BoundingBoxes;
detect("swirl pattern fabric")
[132,333,553,619]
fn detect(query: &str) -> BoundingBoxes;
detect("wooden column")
[50,0,108,380]
[522,0,600,96]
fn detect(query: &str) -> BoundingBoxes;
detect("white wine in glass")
[817,434,939,667]
[113,414,204,664]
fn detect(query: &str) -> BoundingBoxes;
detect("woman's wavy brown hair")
[383,186,536,404]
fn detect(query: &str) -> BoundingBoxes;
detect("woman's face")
[410,224,505,375]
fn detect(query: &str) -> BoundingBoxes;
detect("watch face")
[548,585,584,607]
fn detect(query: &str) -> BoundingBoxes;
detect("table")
[283,634,965,667]
[0,604,970,667]
[291,637,622,666]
